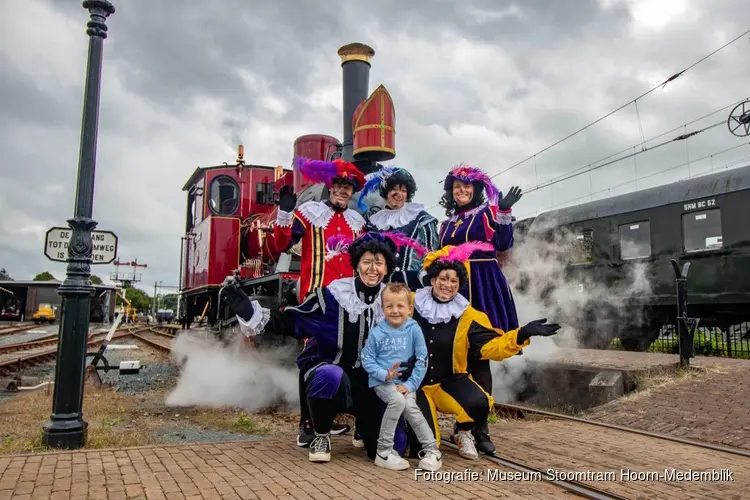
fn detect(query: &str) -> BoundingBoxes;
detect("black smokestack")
[338,43,374,167]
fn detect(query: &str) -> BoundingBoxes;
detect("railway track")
[0,324,39,338]
[0,324,180,377]
[495,402,750,458]
[440,441,627,500]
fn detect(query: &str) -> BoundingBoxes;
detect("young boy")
[361,282,442,471]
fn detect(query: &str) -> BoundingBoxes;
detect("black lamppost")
[42,0,115,450]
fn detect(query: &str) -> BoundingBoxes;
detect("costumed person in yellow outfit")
[401,241,561,459]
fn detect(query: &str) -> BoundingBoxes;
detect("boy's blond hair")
[382,282,413,306]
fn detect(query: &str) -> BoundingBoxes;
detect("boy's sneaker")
[297,420,314,447]
[352,431,364,448]
[417,448,442,471]
[374,450,409,471]
[309,434,331,462]
[453,430,479,460]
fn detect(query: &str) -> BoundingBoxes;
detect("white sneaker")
[374,450,409,471]
[417,448,442,471]
[453,430,479,460]
[309,434,331,462]
[352,434,364,448]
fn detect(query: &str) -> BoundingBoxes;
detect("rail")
[495,402,750,458]
[440,441,628,500]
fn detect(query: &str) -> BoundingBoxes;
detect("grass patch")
[0,381,157,455]
[189,408,272,436]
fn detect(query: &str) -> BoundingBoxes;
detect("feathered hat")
[444,163,500,205]
[356,166,417,211]
[325,231,427,262]
[422,242,495,274]
[293,157,367,192]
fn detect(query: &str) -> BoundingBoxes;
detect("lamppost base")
[42,419,88,449]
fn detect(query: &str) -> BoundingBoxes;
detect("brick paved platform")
[492,418,747,499]
[2,415,747,499]
[583,356,750,450]
[545,348,750,373]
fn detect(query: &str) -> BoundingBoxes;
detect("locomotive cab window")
[569,229,594,265]
[619,221,651,260]
[682,208,723,252]
[256,182,275,205]
[208,176,240,215]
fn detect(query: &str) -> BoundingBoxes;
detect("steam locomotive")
[178,43,394,334]
[510,163,750,351]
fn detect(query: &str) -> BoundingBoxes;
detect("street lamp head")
[82,1,115,16]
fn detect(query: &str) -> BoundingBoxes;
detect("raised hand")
[385,361,402,382]
[222,282,254,322]
[497,186,523,211]
[277,185,297,213]
[517,318,561,344]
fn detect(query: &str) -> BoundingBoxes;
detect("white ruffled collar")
[297,201,365,232]
[369,202,425,230]
[414,286,470,324]
[327,277,384,324]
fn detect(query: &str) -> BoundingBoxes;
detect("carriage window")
[619,221,651,260]
[569,229,594,265]
[256,182,275,205]
[208,176,239,215]
[682,209,723,252]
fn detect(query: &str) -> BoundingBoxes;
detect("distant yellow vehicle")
[32,303,56,323]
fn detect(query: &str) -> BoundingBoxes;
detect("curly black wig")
[425,259,469,290]
[349,234,397,276]
[438,175,486,217]
[379,170,417,203]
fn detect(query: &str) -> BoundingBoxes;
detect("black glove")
[223,282,254,322]
[497,186,522,211]
[517,318,561,344]
[399,355,416,380]
[277,185,297,213]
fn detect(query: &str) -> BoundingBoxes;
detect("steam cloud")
[165,329,300,412]
[489,220,653,403]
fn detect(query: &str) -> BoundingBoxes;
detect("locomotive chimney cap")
[338,43,375,65]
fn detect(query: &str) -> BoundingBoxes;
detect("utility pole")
[42,0,115,450]
[152,281,158,317]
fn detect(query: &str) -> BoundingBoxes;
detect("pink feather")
[442,242,495,263]
[380,232,428,256]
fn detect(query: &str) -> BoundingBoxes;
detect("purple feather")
[294,157,338,185]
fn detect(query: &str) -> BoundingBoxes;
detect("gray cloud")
[1,0,749,290]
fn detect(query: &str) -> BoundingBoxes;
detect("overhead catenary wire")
[514,142,750,219]
[484,27,750,181]
[425,27,750,211]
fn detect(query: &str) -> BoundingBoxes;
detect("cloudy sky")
[1,0,748,291]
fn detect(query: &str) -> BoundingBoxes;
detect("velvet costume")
[404,287,528,454]
[274,201,365,302]
[366,203,439,289]
[236,277,408,459]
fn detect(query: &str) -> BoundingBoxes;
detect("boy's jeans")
[374,383,437,456]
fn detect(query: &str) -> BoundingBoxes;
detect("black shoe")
[330,421,351,436]
[473,429,496,455]
[297,420,314,447]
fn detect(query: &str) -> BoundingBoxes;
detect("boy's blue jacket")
[360,317,428,393]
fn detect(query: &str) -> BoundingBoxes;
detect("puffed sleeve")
[482,205,514,252]
[465,309,528,362]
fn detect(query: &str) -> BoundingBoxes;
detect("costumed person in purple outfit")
[221,233,419,463]
[438,164,523,455]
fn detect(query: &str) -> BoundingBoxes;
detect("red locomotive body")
[179,42,397,331]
